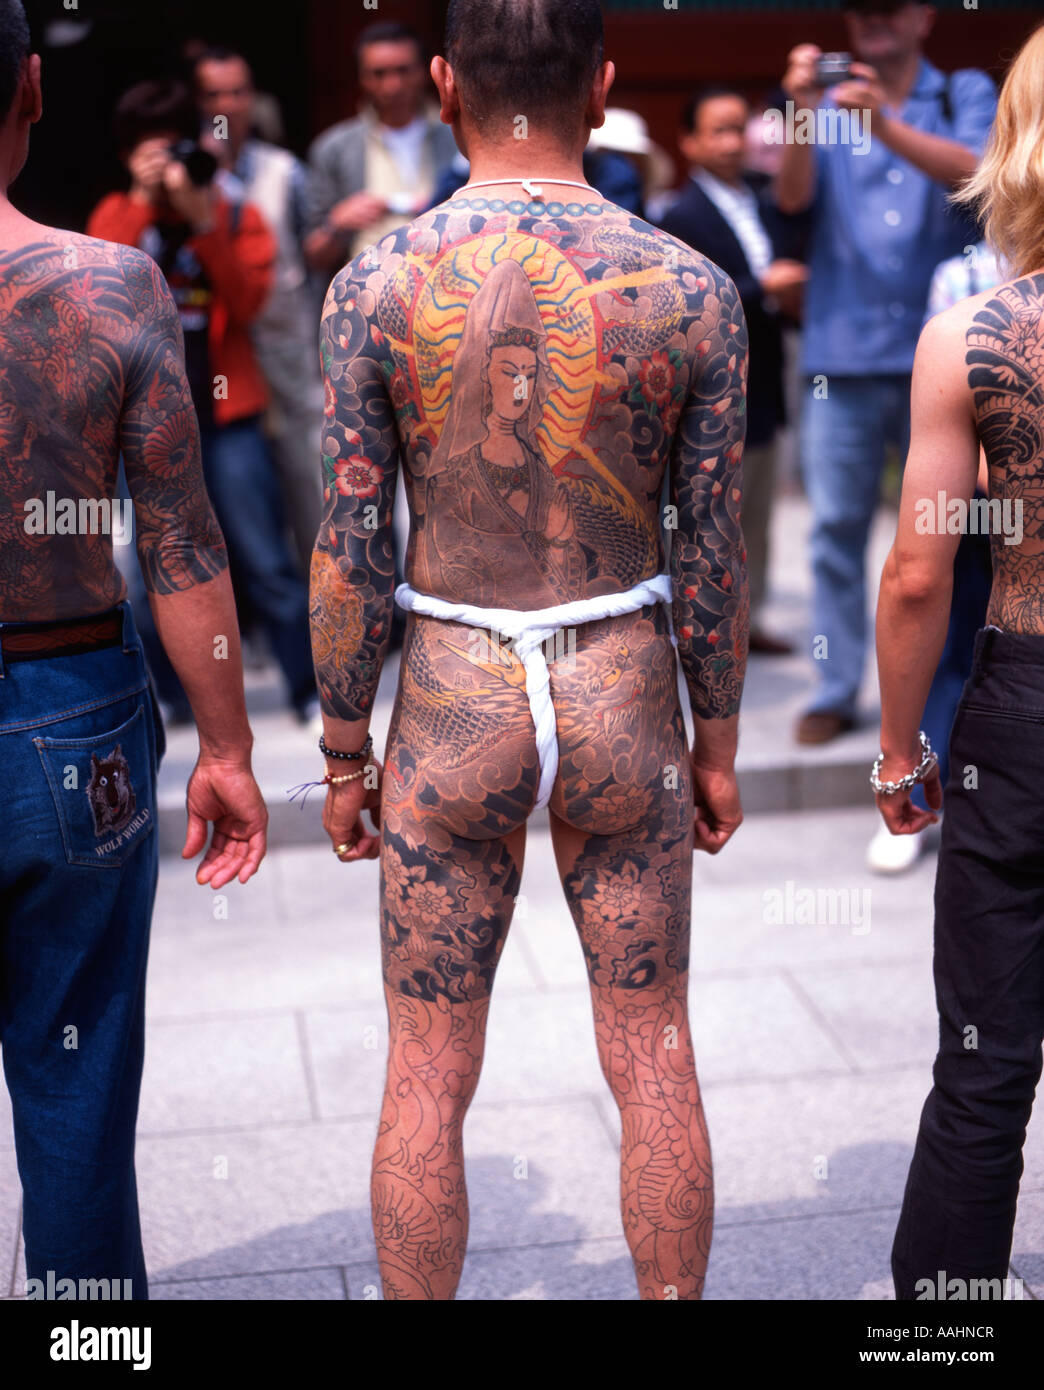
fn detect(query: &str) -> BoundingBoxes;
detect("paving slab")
[703,1205,902,1300]
[301,1005,389,1123]
[450,1235,637,1301]
[0,1148,20,1298]
[136,1122,374,1283]
[0,1082,11,1154]
[152,1268,346,1300]
[1009,1191,1044,1300]
[786,959,939,1072]
[138,1014,312,1135]
[690,972,854,1082]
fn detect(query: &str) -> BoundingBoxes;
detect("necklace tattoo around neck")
[481,452,531,490]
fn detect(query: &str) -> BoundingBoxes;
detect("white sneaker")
[866,821,925,875]
[295,696,325,738]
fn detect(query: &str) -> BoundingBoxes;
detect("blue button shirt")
[803,58,997,377]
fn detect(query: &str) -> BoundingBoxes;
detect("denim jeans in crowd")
[201,414,316,711]
[800,374,912,718]
[117,416,317,717]
[0,600,163,1298]
[893,626,1044,1299]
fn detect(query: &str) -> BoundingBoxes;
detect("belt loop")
[119,598,136,652]
[974,624,998,677]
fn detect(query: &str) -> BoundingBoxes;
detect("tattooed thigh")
[551,788,694,992]
[378,805,525,1003]
[382,614,540,840]
[378,616,536,1002]
[548,605,695,990]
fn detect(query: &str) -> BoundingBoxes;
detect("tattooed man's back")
[0,22,266,1294]
[310,0,749,1302]
[0,234,225,622]
[314,188,749,1299]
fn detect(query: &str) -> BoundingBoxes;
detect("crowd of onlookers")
[96,6,1003,874]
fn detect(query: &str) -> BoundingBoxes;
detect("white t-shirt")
[380,116,429,187]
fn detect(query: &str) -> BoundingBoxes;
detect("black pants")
[892,626,1044,1299]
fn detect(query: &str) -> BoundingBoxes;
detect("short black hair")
[444,0,603,135]
[354,21,425,68]
[682,83,748,134]
[0,0,29,126]
[195,44,251,70]
[113,80,200,155]
[193,44,255,83]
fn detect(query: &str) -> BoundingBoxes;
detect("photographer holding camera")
[776,4,995,777]
[89,81,318,726]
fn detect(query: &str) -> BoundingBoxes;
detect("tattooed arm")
[668,264,749,850]
[310,258,400,856]
[670,266,749,738]
[119,248,266,883]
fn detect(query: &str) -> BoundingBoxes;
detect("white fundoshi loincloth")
[394,573,678,811]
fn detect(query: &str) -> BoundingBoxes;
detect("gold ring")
[334,842,353,857]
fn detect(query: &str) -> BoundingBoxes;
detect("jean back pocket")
[34,702,156,868]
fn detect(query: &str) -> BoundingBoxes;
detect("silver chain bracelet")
[870,730,938,796]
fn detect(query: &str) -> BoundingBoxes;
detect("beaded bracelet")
[319,732,372,762]
[324,766,370,787]
[287,760,379,807]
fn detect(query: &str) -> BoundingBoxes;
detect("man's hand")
[875,751,942,836]
[782,43,823,107]
[691,761,743,855]
[128,138,173,204]
[323,759,383,864]
[760,259,808,296]
[831,62,885,119]
[164,158,217,232]
[328,192,388,235]
[183,754,268,888]
[760,259,809,319]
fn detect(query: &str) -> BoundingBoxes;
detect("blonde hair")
[952,23,1044,278]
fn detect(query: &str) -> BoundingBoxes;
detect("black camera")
[814,52,855,87]
[169,139,218,187]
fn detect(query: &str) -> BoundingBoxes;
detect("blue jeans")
[200,415,316,711]
[0,601,162,1299]
[800,374,912,718]
[116,418,317,715]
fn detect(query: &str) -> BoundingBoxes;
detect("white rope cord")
[394,573,677,810]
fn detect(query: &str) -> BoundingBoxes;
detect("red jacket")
[87,191,275,427]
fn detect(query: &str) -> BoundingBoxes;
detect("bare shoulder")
[0,228,174,336]
[913,293,986,403]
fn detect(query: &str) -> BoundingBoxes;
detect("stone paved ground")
[2,806,1040,1300]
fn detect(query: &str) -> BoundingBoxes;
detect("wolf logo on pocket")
[86,744,137,837]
